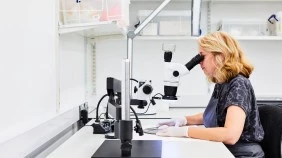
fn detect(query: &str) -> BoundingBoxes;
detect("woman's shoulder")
[230,74,250,85]
[227,75,252,90]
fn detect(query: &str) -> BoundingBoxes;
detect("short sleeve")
[224,78,250,114]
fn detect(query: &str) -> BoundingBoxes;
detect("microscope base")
[92,140,162,158]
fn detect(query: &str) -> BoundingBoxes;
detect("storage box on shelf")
[101,0,130,27]
[218,20,267,36]
[59,0,130,37]
[60,0,104,25]
[138,10,191,36]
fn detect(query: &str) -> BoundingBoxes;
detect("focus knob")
[143,85,153,95]
[173,71,179,77]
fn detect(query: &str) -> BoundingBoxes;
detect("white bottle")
[276,11,282,36]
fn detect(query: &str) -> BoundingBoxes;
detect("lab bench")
[47,107,235,158]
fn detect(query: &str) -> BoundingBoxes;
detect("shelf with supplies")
[58,21,128,38]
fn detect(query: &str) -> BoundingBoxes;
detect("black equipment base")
[92,140,162,158]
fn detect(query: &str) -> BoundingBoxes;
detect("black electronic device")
[105,77,122,139]
[92,77,121,134]
[92,120,112,134]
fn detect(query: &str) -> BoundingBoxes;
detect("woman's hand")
[157,117,187,127]
[156,125,189,137]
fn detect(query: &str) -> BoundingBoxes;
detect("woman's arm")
[188,106,246,145]
[185,112,204,125]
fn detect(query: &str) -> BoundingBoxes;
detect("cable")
[141,102,152,114]
[152,93,164,97]
[138,92,163,115]
[130,78,138,83]
[95,94,108,122]
[130,106,144,136]
[134,102,153,115]
[98,113,106,120]
[130,92,163,115]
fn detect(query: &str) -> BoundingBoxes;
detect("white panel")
[59,34,86,112]
[0,0,56,143]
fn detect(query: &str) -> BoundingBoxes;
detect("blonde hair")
[198,31,254,83]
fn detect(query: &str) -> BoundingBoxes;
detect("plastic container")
[99,0,130,27]
[138,10,191,36]
[218,20,266,36]
[60,0,104,25]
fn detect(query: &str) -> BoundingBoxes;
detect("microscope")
[162,44,204,104]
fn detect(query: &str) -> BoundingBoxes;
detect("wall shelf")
[234,36,282,41]
[59,21,127,38]
[135,35,282,41]
[135,36,199,40]
[131,0,282,2]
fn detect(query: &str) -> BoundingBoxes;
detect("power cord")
[95,94,108,122]
[133,92,164,115]
[130,106,144,136]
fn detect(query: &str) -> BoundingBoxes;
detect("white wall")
[0,32,88,157]
[59,34,86,113]
[240,40,282,97]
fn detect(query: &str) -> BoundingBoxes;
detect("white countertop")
[47,108,234,158]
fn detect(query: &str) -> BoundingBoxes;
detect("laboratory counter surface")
[47,108,235,158]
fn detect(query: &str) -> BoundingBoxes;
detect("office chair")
[258,105,282,158]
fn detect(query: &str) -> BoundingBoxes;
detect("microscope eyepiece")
[164,51,173,62]
[185,54,204,71]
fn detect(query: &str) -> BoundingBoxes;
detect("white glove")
[156,125,189,137]
[157,117,187,127]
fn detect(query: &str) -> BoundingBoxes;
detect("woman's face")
[199,48,217,78]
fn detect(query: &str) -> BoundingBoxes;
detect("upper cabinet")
[58,0,130,37]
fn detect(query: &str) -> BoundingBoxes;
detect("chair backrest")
[258,105,282,158]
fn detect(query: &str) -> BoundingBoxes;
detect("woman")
[156,31,265,158]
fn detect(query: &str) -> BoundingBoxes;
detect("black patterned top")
[214,75,264,143]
